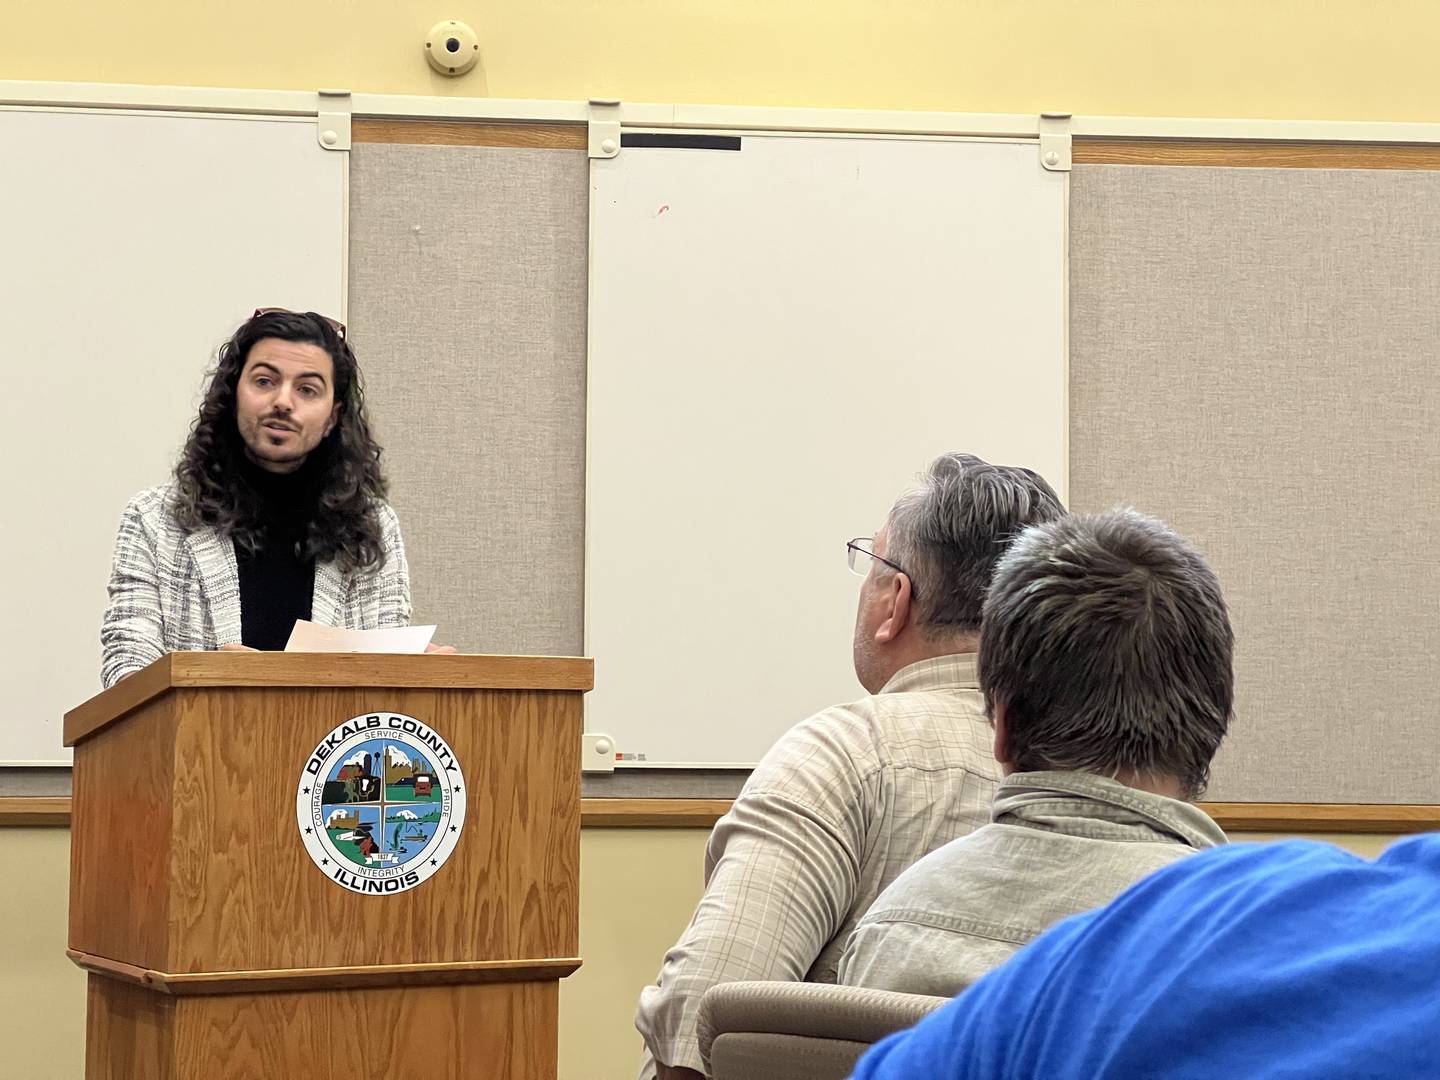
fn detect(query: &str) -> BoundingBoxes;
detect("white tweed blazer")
[101,484,411,688]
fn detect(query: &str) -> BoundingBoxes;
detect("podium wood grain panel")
[68,655,586,1078]
[162,650,594,690]
[85,977,555,1080]
[70,950,582,993]
[64,653,178,746]
[64,652,594,744]
[172,982,557,1079]
[69,695,178,971]
[167,686,580,972]
[86,975,176,1080]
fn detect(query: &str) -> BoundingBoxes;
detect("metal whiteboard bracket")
[589,99,621,159]
[581,732,617,773]
[1039,112,1072,172]
[317,89,352,151]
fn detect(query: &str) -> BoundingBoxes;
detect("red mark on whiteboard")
[656,204,670,216]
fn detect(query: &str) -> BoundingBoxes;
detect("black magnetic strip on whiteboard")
[620,133,743,151]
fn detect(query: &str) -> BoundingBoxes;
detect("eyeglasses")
[847,536,907,579]
[252,307,347,340]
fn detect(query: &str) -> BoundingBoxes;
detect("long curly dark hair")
[172,310,389,573]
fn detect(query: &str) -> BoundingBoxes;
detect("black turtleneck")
[235,457,321,651]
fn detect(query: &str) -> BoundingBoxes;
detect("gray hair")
[884,453,1065,636]
[979,510,1234,799]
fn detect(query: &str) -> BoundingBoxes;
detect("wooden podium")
[63,652,591,1080]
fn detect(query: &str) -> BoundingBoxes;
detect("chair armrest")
[697,980,950,1074]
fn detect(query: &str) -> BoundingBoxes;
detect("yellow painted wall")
[562,829,709,1080]
[0,828,86,1080]
[0,825,1409,1080]
[2,1,1440,121]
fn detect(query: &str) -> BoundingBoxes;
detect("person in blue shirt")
[850,834,1440,1079]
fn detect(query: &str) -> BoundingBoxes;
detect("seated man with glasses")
[101,308,441,686]
[635,452,1064,1080]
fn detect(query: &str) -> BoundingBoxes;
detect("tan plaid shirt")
[635,654,1000,1076]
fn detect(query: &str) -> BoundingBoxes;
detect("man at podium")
[100,308,412,687]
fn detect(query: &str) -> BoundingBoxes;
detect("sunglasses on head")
[252,307,346,340]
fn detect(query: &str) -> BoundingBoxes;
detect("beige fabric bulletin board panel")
[1069,159,1440,803]
[347,132,588,655]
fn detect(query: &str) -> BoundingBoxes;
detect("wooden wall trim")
[1200,802,1440,834]
[1074,138,1440,170]
[353,118,586,149]
[0,796,71,825]
[581,798,1440,834]
[579,798,735,828]
[9,796,1439,833]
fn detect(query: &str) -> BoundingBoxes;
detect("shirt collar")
[877,653,980,695]
[993,770,1227,850]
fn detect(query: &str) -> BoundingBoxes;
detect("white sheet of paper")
[283,620,437,654]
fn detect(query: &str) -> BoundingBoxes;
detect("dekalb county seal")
[296,712,467,895]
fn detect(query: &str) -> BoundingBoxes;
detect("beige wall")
[0,824,1409,1080]
[562,829,710,1079]
[1,828,86,1080]
[3,1,1440,121]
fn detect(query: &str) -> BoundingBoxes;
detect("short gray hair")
[979,510,1233,798]
[884,453,1065,636]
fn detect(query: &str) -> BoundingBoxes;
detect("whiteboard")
[0,107,344,765]
[586,133,1067,766]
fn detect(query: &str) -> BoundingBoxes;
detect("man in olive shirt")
[840,510,1232,997]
